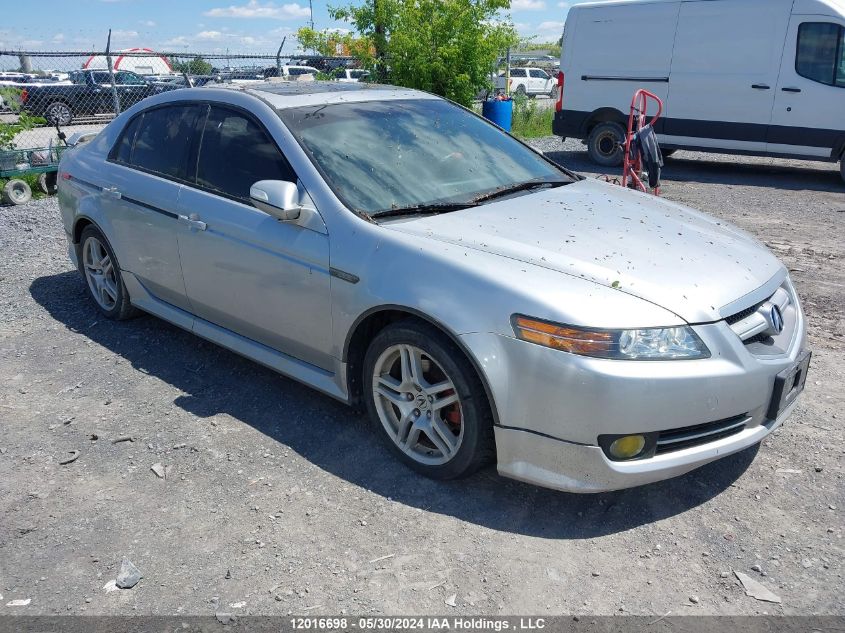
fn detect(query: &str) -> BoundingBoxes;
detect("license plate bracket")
[766,350,811,421]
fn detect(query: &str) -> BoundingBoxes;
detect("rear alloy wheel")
[2,179,32,205]
[586,121,626,167]
[79,226,138,320]
[364,321,494,479]
[45,101,73,126]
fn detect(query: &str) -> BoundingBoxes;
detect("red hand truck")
[621,88,664,196]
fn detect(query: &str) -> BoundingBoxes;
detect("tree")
[321,0,517,106]
[171,56,213,75]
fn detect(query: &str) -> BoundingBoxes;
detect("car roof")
[215,81,437,109]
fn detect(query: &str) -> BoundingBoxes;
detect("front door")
[175,105,333,370]
[663,0,792,152]
[768,17,845,158]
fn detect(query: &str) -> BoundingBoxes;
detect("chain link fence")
[0,48,358,155]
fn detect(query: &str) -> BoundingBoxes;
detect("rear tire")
[840,157,844,184]
[2,179,32,205]
[586,121,625,167]
[662,148,677,158]
[78,226,139,320]
[37,172,58,195]
[363,320,495,480]
[45,101,73,126]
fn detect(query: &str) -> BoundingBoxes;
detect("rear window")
[796,22,845,87]
[109,114,142,164]
[130,105,200,180]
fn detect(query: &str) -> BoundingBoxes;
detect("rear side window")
[796,22,845,87]
[131,105,200,179]
[110,114,143,164]
[510,68,526,77]
[195,106,295,201]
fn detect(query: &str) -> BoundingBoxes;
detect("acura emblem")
[757,301,785,336]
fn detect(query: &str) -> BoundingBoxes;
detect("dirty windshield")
[279,98,572,216]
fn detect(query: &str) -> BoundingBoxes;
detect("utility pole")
[373,0,386,82]
[105,29,121,116]
[309,0,314,30]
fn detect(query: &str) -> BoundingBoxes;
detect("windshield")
[278,98,571,215]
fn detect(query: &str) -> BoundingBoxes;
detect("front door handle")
[178,213,207,231]
[782,87,802,93]
[751,84,770,90]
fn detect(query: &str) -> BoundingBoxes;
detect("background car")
[496,67,555,97]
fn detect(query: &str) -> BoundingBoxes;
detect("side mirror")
[250,180,302,221]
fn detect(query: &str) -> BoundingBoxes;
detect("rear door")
[104,103,199,311]
[663,0,792,152]
[176,104,333,369]
[768,18,845,158]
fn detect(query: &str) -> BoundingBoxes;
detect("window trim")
[795,21,845,88]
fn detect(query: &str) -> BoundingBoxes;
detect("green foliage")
[0,89,47,151]
[171,56,214,75]
[510,94,554,139]
[297,27,375,64]
[326,0,518,107]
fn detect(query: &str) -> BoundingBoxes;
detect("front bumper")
[460,301,808,492]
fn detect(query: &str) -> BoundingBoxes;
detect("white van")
[553,0,845,182]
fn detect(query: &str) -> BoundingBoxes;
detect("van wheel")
[587,121,625,167]
[363,320,495,480]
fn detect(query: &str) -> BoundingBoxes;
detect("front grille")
[725,301,765,325]
[655,414,749,455]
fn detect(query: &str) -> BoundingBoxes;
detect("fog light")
[608,435,646,460]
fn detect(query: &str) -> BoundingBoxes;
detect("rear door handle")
[178,213,207,231]
[782,87,802,93]
[102,186,121,199]
[751,84,770,90]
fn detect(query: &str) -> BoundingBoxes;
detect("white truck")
[553,0,845,182]
[497,67,556,97]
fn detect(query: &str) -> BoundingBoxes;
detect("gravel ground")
[0,138,842,617]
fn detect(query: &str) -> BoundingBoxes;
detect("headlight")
[511,315,710,360]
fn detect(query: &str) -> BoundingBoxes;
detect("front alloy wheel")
[372,344,464,466]
[363,321,494,479]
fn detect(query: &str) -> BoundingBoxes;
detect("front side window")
[279,99,571,215]
[796,22,845,87]
[131,105,200,179]
[530,69,548,79]
[195,106,295,201]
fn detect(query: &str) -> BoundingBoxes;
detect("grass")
[510,95,555,139]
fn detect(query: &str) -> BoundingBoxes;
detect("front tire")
[363,320,494,480]
[586,121,625,167]
[78,226,138,320]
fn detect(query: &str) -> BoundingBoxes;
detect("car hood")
[383,178,784,324]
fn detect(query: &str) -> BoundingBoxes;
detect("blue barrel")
[482,99,513,132]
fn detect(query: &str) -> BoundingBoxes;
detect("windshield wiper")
[471,179,569,204]
[370,202,479,220]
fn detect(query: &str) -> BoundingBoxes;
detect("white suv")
[497,67,555,97]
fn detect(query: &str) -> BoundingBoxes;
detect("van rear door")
[768,15,845,159]
[663,0,792,153]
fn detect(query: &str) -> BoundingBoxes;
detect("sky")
[0,0,588,57]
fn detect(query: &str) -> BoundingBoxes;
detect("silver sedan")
[56,83,810,492]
